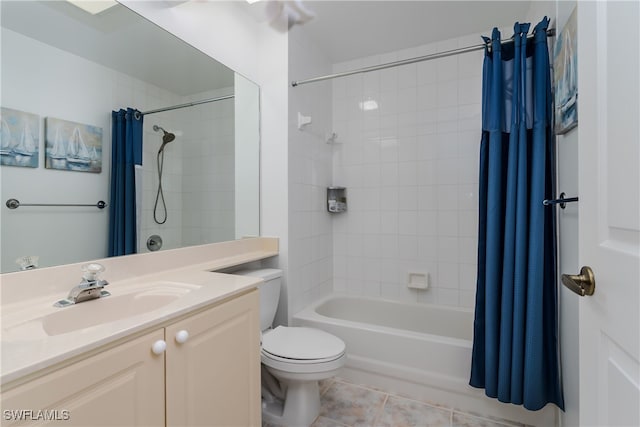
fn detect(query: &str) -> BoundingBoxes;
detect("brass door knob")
[561,266,596,296]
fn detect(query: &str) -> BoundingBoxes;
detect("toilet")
[237,268,346,427]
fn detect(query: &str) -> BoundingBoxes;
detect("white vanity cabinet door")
[165,290,261,427]
[0,329,165,427]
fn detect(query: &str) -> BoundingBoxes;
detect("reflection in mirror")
[0,1,260,273]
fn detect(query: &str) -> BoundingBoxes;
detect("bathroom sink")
[29,282,200,336]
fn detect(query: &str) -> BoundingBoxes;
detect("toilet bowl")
[261,326,345,426]
[235,268,346,427]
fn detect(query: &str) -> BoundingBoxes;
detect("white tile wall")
[181,88,236,246]
[332,33,484,308]
[138,86,236,252]
[140,107,183,252]
[288,28,334,316]
[137,86,236,252]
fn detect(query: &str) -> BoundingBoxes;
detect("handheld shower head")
[153,125,176,151]
[162,132,176,144]
[152,124,177,224]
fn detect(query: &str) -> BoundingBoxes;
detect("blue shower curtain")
[469,18,564,411]
[108,108,143,257]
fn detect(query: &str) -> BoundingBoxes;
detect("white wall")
[522,2,580,425]
[121,0,290,324]
[0,28,179,271]
[556,90,579,427]
[0,28,111,271]
[550,3,579,425]
[287,26,334,316]
[234,74,260,240]
[330,33,484,308]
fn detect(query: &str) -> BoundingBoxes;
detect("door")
[1,329,165,427]
[165,290,261,427]
[577,1,640,426]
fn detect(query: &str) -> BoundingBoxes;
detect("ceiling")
[3,1,538,93]
[1,1,234,96]
[296,1,534,63]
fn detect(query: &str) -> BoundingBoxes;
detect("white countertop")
[1,269,261,385]
[0,237,279,386]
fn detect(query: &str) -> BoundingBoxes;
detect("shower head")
[153,125,176,151]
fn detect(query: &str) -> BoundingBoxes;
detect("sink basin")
[41,282,199,336]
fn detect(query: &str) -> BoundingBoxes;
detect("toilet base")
[262,378,321,427]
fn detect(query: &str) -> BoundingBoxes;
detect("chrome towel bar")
[5,198,107,210]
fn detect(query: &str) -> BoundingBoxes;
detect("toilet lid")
[262,326,345,360]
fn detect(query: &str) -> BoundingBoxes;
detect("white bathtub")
[293,295,556,427]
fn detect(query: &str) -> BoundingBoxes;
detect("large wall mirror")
[0,1,260,273]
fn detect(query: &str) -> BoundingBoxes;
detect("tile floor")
[266,377,526,427]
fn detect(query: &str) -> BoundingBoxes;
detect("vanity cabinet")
[1,290,260,427]
[165,289,261,426]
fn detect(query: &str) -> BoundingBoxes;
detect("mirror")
[0,1,260,273]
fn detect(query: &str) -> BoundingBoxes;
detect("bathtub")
[293,295,556,427]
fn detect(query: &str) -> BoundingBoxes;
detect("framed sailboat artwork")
[0,107,40,168]
[45,117,102,173]
[553,7,578,135]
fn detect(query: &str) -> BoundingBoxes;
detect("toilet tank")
[234,268,282,331]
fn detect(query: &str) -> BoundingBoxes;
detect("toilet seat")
[261,349,343,364]
[261,348,347,376]
[262,326,346,362]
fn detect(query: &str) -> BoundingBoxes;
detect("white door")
[577,1,640,426]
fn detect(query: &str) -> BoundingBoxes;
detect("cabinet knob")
[175,330,189,344]
[151,340,167,355]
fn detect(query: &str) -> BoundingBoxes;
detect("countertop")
[0,237,278,387]
[0,270,261,386]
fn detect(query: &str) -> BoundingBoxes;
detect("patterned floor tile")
[376,396,452,427]
[319,381,387,427]
[262,377,525,427]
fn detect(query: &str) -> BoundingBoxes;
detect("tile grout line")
[371,392,390,427]
[319,378,335,397]
[319,415,352,427]
[332,377,393,396]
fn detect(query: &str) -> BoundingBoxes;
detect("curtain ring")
[134,111,142,120]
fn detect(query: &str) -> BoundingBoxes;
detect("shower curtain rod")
[291,28,555,87]
[134,94,235,119]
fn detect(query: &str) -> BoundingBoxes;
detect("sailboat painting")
[0,107,40,168]
[553,7,578,135]
[45,117,102,173]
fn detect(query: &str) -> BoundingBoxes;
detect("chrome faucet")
[54,263,110,307]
